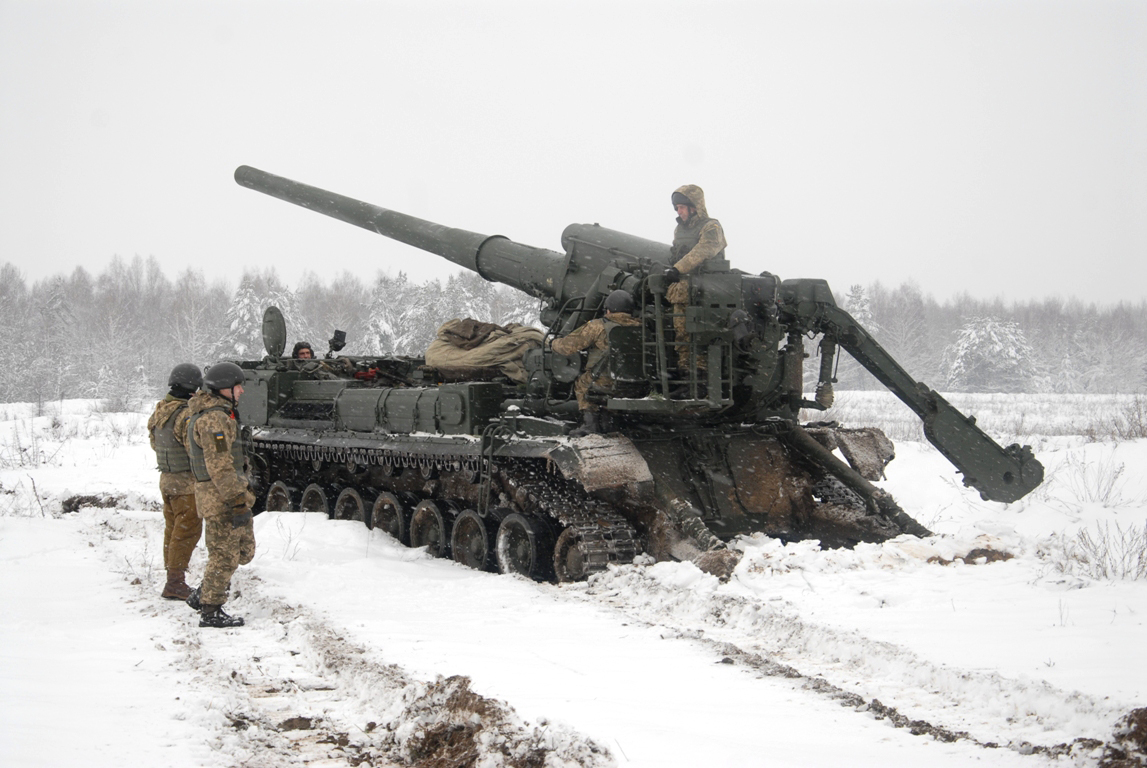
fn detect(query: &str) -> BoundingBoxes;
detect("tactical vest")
[152,403,191,474]
[670,217,726,266]
[585,318,620,376]
[187,406,245,483]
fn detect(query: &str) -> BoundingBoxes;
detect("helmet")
[203,362,245,391]
[167,363,203,391]
[292,341,314,358]
[604,290,635,315]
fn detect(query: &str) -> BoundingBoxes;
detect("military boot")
[185,586,202,612]
[161,569,193,601]
[199,605,244,629]
[569,410,600,437]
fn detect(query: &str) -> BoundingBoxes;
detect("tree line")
[0,258,1143,406]
[0,257,539,407]
[833,282,1147,395]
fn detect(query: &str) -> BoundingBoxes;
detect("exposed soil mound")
[1101,708,1147,768]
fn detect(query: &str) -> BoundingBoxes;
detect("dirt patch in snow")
[928,546,1015,566]
[61,493,123,514]
[1100,708,1147,768]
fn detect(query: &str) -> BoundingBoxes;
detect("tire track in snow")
[576,564,1125,764]
[88,509,615,768]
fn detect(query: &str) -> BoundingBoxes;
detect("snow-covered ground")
[1,398,1145,767]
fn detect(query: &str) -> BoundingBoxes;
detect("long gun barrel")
[235,165,569,300]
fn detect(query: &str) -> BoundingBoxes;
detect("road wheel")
[333,488,368,525]
[299,483,330,516]
[451,509,505,572]
[496,512,553,581]
[553,527,589,583]
[371,491,409,543]
[410,499,451,558]
[264,481,293,512]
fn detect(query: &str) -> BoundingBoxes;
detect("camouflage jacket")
[187,390,248,505]
[551,312,641,373]
[670,184,727,275]
[147,394,195,496]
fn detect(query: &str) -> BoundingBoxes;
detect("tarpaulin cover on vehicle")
[424,319,544,384]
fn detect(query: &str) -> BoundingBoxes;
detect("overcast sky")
[1,0,1143,306]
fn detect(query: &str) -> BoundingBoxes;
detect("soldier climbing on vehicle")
[551,289,641,436]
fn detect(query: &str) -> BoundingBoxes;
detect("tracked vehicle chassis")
[250,431,640,582]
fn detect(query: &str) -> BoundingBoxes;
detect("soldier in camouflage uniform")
[667,185,728,372]
[146,363,204,600]
[551,290,641,435]
[186,362,255,629]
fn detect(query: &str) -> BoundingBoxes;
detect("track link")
[253,435,640,580]
[499,465,640,577]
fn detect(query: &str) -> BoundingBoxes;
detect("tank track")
[500,465,640,577]
[251,434,640,579]
[810,475,868,511]
[809,474,917,543]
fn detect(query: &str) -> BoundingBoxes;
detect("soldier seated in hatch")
[551,290,641,436]
[283,339,354,379]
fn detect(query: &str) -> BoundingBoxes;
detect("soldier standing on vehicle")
[185,362,255,629]
[147,363,204,600]
[667,185,727,373]
[551,290,641,436]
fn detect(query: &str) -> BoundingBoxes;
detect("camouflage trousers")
[672,301,706,372]
[161,492,202,571]
[572,372,615,413]
[195,481,256,607]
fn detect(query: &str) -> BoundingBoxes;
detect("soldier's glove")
[661,265,681,284]
[226,493,251,528]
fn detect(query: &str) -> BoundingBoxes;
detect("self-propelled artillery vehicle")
[231,165,1043,581]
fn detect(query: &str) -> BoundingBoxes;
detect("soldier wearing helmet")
[146,363,205,601]
[551,289,641,435]
[185,362,255,629]
[668,185,727,373]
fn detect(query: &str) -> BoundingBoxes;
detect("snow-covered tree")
[942,316,1037,393]
[211,270,297,361]
[0,264,33,402]
[870,281,936,381]
[844,284,876,331]
[293,271,368,354]
[363,271,541,358]
[835,284,878,390]
[211,276,263,360]
[35,274,82,400]
[363,273,442,356]
[169,269,229,367]
[490,284,542,327]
